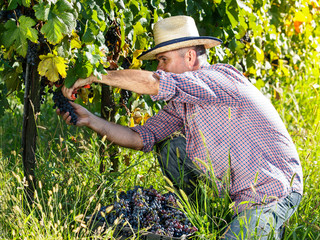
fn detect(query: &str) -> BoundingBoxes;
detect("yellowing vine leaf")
[38,51,67,82]
[130,50,143,69]
[70,31,82,49]
[78,88,90,104]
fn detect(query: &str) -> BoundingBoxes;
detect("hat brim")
[138,36,222,60]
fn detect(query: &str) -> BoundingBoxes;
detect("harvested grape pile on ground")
[90,186,198,238]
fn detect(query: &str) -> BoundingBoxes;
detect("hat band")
[139,36,222,58]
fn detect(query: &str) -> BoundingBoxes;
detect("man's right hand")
[62,75,96,100]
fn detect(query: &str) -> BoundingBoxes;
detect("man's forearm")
[88,114,144,150]
[97,69,160,95]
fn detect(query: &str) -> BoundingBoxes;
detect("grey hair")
[178,45,208,65]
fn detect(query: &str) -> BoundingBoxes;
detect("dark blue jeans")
[222,191,302,239]
[156,136,302,239]
[155,136,203,196]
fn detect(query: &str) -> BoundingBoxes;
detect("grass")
[0,71,320,239]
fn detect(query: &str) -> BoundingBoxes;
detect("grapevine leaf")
[40,0,76,44]
[253,45,264,62]
[85,45,101,65]
[115,0,125,10]
[2,16,38,57]
[38,51,67,82]
[130,50,143,69]
[123,9,133,28]
[225,0,239,28]
[92,9,106,32]
[47,0,58,4]
[70,32,82,49]
[64,67,79,88]
[135,34,148,50]
[22,0,31,7]
[34,2,51,21]
[76,60,93,79]
[7,0,20,10]
[0,83,9,116]
[82,28,96,43]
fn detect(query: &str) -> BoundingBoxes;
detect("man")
[58,16,303,239]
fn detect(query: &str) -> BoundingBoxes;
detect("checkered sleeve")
[131,102,184,152]
[151,64,245,105]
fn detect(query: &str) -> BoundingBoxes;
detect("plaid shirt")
[132,63,303,213]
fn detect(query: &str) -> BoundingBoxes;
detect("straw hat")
[138,15,222,60]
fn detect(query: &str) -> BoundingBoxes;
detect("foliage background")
[0,0,320,239]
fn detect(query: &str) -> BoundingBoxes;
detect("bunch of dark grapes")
[105,24,120,53]
[52,89,78,125]
[0,10,21,23]
[26,40,39,66]
[75,20,82,33]
[120,89,132,105]
[90,186,198,238]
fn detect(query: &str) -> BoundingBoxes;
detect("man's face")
[156,50,189,74]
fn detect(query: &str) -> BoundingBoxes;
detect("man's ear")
[185,49,197,69]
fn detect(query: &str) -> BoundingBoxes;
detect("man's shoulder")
[201,63,238,70]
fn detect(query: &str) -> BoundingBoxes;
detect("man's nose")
[157,63,163,71]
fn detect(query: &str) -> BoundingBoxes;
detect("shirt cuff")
[151,70,176,101]
[130,125,155,152]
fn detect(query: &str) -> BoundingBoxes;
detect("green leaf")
[64,67,79,88]
[92,9,106,32]
[2,16,38,57]
[82,26,95,44]
[225,0,239,28]
[77,60,93,79]
[123,9,134,28]
[0,83,9,116]
[3,63,23,92]
[7,0,20,10]
[22,0,31,7]
[120,14,126,48]
[85,45,101,66]
[40,0,76,44]
[115,0,125,10]
[135,34,148,50]
[34,1,51,21]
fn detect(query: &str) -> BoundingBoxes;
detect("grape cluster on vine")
[26,41,39,66]
[105,24,120,53]
[90,186,198,238]
[52,89,78,125]
[0,10,21,23]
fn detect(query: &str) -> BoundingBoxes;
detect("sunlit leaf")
[64,67,78,88]
[22,0,31,7]
[130,50,143,69]
[253,45,264,62]
[2,16,38,57]
[70,31,82,49]
[34,1,50,21]
[40,0,77,44]
[38,51,67,82]
[225,0,239,28]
